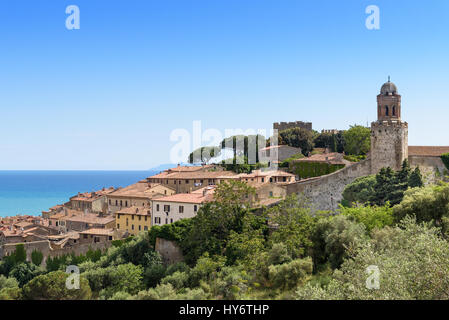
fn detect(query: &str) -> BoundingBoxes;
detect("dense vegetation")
[313,131,344,153]
[2,175,449,300]
[441,152,449,171]
[289,161,345,179]
[342,160,423,207]
[342,125,371,156]
[187,124,371,174]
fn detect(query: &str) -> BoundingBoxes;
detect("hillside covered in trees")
[1,172,449,300]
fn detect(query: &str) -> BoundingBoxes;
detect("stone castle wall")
[273,121,312,131]
[370,120,408,174]
[1,240,110,267]
[155,237,184,265]
[287,158,372,211]
[409,155,447,185]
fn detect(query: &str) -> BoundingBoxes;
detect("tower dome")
[376,77,401,121]
[380,77,398,95]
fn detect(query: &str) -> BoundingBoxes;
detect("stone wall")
[1,240,110,267]
[370,120,408,173]
[409,155,447,185]
[155,237,184,265]
[287,158,372,211]
[273,121,312,131]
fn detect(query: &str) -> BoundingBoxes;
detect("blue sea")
[0,171,157,217]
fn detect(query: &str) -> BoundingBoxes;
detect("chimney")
[203,188,207,196]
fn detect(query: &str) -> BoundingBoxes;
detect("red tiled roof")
[79,228,114,236]
[294,152,345,164]
[154,187,215,204]
[149,170,236,180]
[108,182,173,198]
[408,146,449,157]
[70,187,116,202]
[65,214,115,225]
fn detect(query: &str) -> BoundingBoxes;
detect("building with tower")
[370,78,408,174]
[286,79,449,211]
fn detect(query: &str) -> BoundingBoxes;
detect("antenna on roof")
[388,75,390,82]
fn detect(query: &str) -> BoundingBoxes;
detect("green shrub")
[289,161,344,179]
[10,262,42,287]
[22,271,92,300]
[343,154,366,162]
[441,153,449,170]
[14,244,26,265]
[340,204,394,232]
[148,219,193,246]
[342,175,376,206]
[31,250,43,266]
[161,271,189,289]
[279,153,305,168]
[268,258,313,290]
[393,183,449,224]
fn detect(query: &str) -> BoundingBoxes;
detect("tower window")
[392,106,396,116]
[385,106,389,116]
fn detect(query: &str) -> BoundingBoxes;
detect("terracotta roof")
[149,165,216,179]
[235,169,295,178]
[65,214,115,225]
[108,182,171,198]
[408,146,449,157]
[49,209,84,220]
[79,228,114,236]
[47,231,80,240]
[14,221,34,228]
[149,170,237,180]
[166,165,214,173]
[294,152,345,164]
[191,186,216,194]
[70,187,116,202]
[154,187,215,204]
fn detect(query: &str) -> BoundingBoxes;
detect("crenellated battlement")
[371,120,408,128]
[273,121,312,131]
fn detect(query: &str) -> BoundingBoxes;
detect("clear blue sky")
[1,0,448,170]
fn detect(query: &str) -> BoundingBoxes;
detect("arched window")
[392,106,396,116]
[385,106,389,116]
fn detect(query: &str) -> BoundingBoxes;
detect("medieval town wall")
[0,240,111,267]
[155,237,184,265]
[273,121,312,131]
[287,158,372,211]
[409,155,447,184]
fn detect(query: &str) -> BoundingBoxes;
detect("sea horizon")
[0,170,158,217]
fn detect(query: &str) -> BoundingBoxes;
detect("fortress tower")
[370,78,408,174]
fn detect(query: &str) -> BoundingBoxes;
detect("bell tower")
[377,76,401,121]
[370,78,408,174]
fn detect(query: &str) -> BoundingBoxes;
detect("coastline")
[0,170,157,218]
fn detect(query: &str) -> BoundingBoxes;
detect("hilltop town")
[0,164,298,264]
[1,80,449,268]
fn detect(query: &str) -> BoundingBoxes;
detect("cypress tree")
[409,166,424,188]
